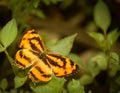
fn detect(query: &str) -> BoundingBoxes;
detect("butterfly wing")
[15,49,52,82]
[46,54,79,77]
[15,29,79,82]
[19,29,45,52]
[28,58,52,83]
[15,49,39,69]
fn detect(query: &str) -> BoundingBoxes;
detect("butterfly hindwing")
[28,58,52,83]
[46,54,78,77]
[19,29,45,52]
[15,48,52,82]
[15,49,39,69]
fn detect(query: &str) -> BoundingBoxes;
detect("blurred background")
[0,0,120,55]
[0,0,120,93]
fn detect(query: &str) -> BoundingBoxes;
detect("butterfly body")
[15,29,79,83]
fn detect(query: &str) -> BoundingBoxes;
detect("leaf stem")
[103,31,110,54]
[4,49,16,74]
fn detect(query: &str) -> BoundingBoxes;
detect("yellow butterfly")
[15,29,79,83]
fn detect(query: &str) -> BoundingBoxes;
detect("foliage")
[30,77,65,93]
[0,0,120,93]
[0,19,17,52]
[0,19,83,93]
[88,0,120,93]
[67,79,85,93]
[48,33,77,55]
[94,0,111,33]
[8,0,62,31]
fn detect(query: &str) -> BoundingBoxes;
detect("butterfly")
[15,29,79,83]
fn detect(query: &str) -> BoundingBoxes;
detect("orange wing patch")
[15,49,38,69]
[15,48,52,83]
[28,58,52,82]
[19,29,45,52]
[46,54,78,77]
[15,29,79,83]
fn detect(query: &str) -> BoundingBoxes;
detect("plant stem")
[103,31,110,54]
[4,49,16,74]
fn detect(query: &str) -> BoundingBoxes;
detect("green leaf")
[109,62,120,77]
[68,79,85,93]
[31,9,46,19]
[0,19,18,48]
[91,53,108,70]
[68,53,82,67]
[79,75,93,85]
[30,77,65,93]
[109,52,120,76]
[0,78,8,90]
[85,53,108,77]
[94,0,111,33]
[0,43,4,52]
[49,33,77,55]
[107,28,120,47]
[87,59,101,77]
[14,76,27,88]
[33,0,41,8]
[43,0,51,5]
[110,52,119,62]
[88,31,106,51]
[88,31,104,43]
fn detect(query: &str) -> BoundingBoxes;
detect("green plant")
[8,0,62,31]
[0,19,84,93]
[0,19,18,93]
[88,0,120,74]
[0,0,120,93]
[87,0,120,92]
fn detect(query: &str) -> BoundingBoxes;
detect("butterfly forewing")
[19,29,45,52]
[15,49,39,69]
[46,54,78,77]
